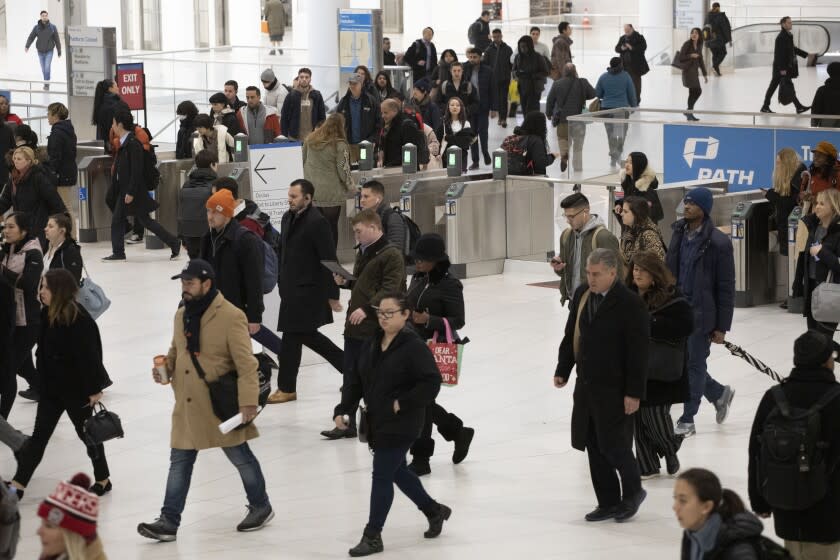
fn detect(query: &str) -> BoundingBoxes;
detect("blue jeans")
[38,50,53,81]
[366,444,434,535]
[161,444,270,527]
[679,330,725,424]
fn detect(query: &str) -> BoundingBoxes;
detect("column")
[293,0,350,100]
[639,0,673,65]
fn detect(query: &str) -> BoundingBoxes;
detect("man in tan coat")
[137,259,274,542]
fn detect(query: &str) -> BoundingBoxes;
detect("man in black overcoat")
[555,248,650,523]
[761,16,811,114]
[268,179,344,404]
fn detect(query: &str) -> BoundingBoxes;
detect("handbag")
[76,264,111,320]
[647,299,688,382]
[358,405,371,445]
[588,98,601,113]
[671,51,688,71]
[189,352,270,429]
[83,402,124,446]
[812,272,840,323]
[778,77,796,106]
[428,318,464,387]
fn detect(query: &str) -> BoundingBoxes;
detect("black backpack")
[133,126,161,191]
[501,134,533,176]
[757,384,840,510]
[383,206,422,260]
[752,536,793,559]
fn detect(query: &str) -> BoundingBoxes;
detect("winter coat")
[439,79,479,120]
[112,133,158,216]
[406,260,465,341]
[342,235,406,340]
[666,217,735,335]
[748,365,840,543]
[550,35,573,78]
[798,213,840,314]
[36,305,110,408]
[423,124,441,168]
[96,93,129,149]
[520,134,555,175]
[25,20,61,54]
[706,11,733,45]
[0,236,43,327]
[280,88,327,140]
[620,218,665,264]
[335,90,382,145]
[276,204,338,333]
[0,126,13,188]
[46,120,77,186]
[302,141,354,205]
[513,45,549,84]
[462,62,497,114]
[199,220,265,324]
[679,40,708,89]
[619,165,664,222]
[264,0,287,37]
[377,204,407,254]
[407,95,441,138]
[236,104,281,143]
[438,121,476,157]
[546,76,596,124]
[468,18,491,53]
[192,125,235,164]
[773,29,808,79]
[335,327,441,449]
[806,161,840,196]
[403,38,438,82]
[633,287,693,406]
[680,513,763,560]
[483,41,514,85]
[595,70,638,109]
[178,167,216,237]
[555,215,621,304]
[263,80,287,111]
[212,107,241,136]
[0,164,66,238]
[379,112,424,168]
[764,162,804,255]
[165,292,260,450]
[812,78,840,128]
[556,281,650,451]
[615,31,649,75]
[47,238,83,285]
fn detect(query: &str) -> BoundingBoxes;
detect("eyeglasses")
[372,306,402,319]
[564,208,586,221]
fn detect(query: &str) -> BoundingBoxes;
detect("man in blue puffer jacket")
[666,187,735,437]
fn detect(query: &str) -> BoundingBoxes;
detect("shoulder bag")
[812,271,840,324]
[83,402,124,447]
[76,264,111,320]
[647,298,689,382]
[587,98,601,113]
[188,352,271,429]
[428,318,465,387]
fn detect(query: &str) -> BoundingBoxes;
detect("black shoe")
[796,105,811,114]
[452,427,474,464]
[236,505,274,532]
[665,454,680,476]
[349,533,384,557]
[269,49,276,55]
[483,152,491,165]
[17,388,38,402]
[320,426,357,440]
[170,244,181,260]
[424,503,451,538]
[408,459,431,476]
[584,506,618,522]
[137,518,178,542]
[685,113,700,122]
[468,162,480,170]
[713,65,721,76]
[101,254,126,262]
[560,155,569,172]
[89,480,112,496]
[779,300,788,309]
[615,489,647,522]
[499,121,507,128]
[760,106,774,113]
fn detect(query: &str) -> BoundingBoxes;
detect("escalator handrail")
[732,21,831,57]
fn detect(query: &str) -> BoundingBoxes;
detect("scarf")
[182,287,218,354]
[686,513,722,560]
[2,236,42,326]
[10,165,32,196]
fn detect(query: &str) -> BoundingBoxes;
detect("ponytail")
[718,488,746,520]
[678,468,747,521]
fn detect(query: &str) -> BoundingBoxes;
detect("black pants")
[518,78,542,115]
[182,236,203,260]
[585,415,641,508]
[335,336,366,427]
[470,110,490,163]
[710,44,727,69]
[634,405,682,475]
[495,81,510,122]
[14,392,110,486]
[687,87,702,110]
[763,73,803,109]
[366,444,435,536]
[319,205,341,248]
[1,326,38,419]
[110,198,178,257]
[628,71,642,104]
[410,401,463,460]
[276,331,344,393]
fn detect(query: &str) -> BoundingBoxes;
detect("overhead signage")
[247,143,304,222]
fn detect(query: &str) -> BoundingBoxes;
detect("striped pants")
[634,405,682,475]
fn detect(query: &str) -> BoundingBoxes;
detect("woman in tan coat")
[137,259,273,542]
[303,113,355,245]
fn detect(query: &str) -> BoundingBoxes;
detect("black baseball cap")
[171,259,216,281]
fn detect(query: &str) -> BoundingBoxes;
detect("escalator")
[732,21,839,68]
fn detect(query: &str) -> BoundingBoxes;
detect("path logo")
[683,136,719,167]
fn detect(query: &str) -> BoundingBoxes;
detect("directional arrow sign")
[247,142,304,222]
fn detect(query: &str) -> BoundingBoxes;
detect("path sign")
[247,142,304,222]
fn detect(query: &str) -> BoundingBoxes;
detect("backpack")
[234,227,278,294]
[401,109,430,165]
[501,134,532,176]
[561,224,605,256]
[752,536,793,559]
[0,482,20,560]
[757,384,840,511]
[383,206,422,260]
[134,125,161,191]
[255,352,278,408]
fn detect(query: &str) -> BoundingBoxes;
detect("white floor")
[4,242,806,559]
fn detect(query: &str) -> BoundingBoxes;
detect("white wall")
[350,0,382,8]
[402,0,481,55]
[228,0,262,47]
[85,0,121,50]
[160,0,196,51]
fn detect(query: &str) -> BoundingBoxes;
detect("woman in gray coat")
[679,28,708,122]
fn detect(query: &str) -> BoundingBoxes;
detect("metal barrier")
[444,179,508,278]
[730,197,782,307]
[76,155,115,242]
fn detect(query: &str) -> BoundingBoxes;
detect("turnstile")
[731,198,777,307]
[444,179,507,277]
[787,206,804,313]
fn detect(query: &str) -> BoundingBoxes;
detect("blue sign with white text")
[775,129,840,165]
[338,10,374,73]
[664,125,775,191]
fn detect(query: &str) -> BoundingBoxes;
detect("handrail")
[732,22,831,57]
[152,116,180,139]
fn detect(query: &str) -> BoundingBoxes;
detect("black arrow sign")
[254,154,276,185]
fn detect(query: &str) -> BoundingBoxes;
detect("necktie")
[589,293,604,321]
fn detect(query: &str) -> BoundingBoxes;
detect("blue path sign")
[775,129,840,165]
[338,10,374,73]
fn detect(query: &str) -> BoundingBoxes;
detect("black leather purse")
[83,403,124,446]
[647,298,688,382]
[358,406,371,445]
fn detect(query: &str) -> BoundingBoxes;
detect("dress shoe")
[170,243,181,260]
[89,480,112,496]
[483,152,491,165]
[320,426,357,439]
[137,518,177,542]
[584,506,618,522]
[101,254,126,262]
[408,459,431,476]
[266,390,296,404]
[666,454,681,476]
[452,427,474,464]
[423,503,451,538]
[468,162,480,170]
[796,105,811,114]
[349,532,383,557]
[17,388,39,402]
[615,489,647,523]
[760,106,774,113]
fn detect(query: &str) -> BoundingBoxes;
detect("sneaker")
[89,480,112,496]
[759,106,774,113]
[236,505,274,532]
[17,388,39,402]
[423,503,451,538]
[674,422,696,437]
[584,506,618,522]
[125,233,143,244]
[137,518,177,542]
[715,385,735,424]
[452,427,474,464]
[349,533,384,557]
[101,254,126,262]
[408,459,431,476]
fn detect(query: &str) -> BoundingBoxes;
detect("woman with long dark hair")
[679,28,708,121]
[626,252,692,477]
[11,269,112,498]
[514,111,558,175]
[438,97,475,173]
[91,79,127,152]
[619,197,665,264]
[353,65,376,98]
[513,35,549,115]
[373,71,402,102]
[175,100,199,160]
[675,468,763,559]
[44,212,83,285]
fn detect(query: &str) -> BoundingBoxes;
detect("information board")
[67,26,108,97]
[338,10,373,73]
[247,143,304,222]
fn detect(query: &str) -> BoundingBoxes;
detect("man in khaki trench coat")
[137,259,274,542]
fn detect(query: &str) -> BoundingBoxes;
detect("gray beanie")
[261,68,276,83]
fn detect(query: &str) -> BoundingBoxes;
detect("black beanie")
[794,330,834,368]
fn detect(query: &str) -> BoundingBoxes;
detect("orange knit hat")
[206,189,236,218]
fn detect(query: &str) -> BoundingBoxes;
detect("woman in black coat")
[618,151,664,223]
[45,102,77,187]
[92,79,128,154]
[175,100,199,160]
[333,292,450,557]
[0,212,44,417]
[627,251,693,477]
[44,212,83,285]
[515,111,558,175]
[513,35,549,114]
[11,269,112,499]
[764,147,805,256]
[679,28,708,121]
[405,234,474,476]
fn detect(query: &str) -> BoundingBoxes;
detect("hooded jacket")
[212,107,241,136]
[235,103,281,143]
[595,66,638,109]
[619,153,664,222]
[555,215,621,304]
[0,164,66,238]
[680,513,763,560]
[280,86,327,140]
[25,20,61,54]
[812,70,840,128]
[406,259,465,341]
[178,167,216,237]
[263,79,288,111]
[550,34,573,78]
[175,116,197,159]
[513,36,549,82]
[46,119,78,186]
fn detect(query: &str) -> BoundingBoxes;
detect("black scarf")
[183,287,218,354]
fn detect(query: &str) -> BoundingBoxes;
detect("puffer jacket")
[178,168,216,237]
[0,235,43,327]
[619,164,664,222]
[46,119,78,186]
[680,513,763,560]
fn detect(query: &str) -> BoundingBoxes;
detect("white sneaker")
[125,233,143,245]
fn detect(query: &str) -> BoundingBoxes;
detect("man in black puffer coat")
[45,103,77,187]
[178,149,217,259]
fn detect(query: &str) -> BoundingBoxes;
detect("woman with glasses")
[405,234,474,476]
[333,292,451,557]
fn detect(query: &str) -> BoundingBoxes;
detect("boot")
[452,427,474,464]
[560,154,569,172]
[408,458,431,476]
[423,502,452,538]
[348,532,384,557]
